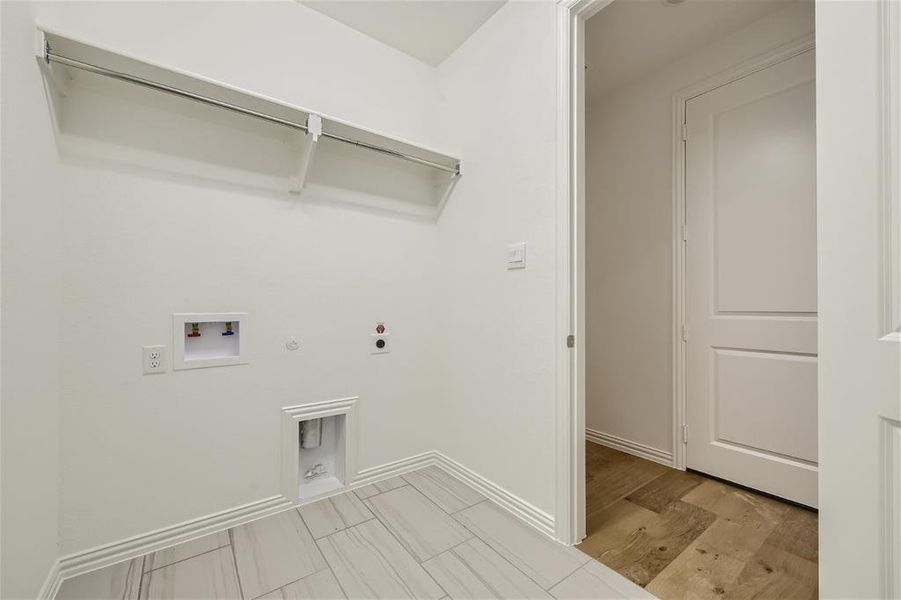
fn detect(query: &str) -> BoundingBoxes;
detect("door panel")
[713,80,817,314]
[686,49,818,507]
[713,348,818,463]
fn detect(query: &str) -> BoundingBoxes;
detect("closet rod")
[44,47,461,176]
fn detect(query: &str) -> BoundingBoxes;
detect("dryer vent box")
[298,415,346,500]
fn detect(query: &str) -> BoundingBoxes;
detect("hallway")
[578,442,818,599]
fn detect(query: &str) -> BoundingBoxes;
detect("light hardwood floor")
[56,464,652,600]
[578,442,818,600]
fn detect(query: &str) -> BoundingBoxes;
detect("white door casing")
[817,1,901,597]
[685,49,818,507]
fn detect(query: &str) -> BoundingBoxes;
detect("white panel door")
[685,49,818,507]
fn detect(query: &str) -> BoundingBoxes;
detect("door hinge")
[681,223,688,242]
[566,334,575,348]
[681,123,689,141]
[681,324,688,342]
[682,424,689,444]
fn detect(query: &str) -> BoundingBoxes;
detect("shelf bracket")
[289,113,321,194]
[35,30,70,97]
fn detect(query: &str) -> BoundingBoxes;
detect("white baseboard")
[585,428,674,468]
[351,451,437,487]
[41,450,557,598]
[354,451,556,538]
[37,559,63,600]
[433,452,555,537]
[50,493,292,596]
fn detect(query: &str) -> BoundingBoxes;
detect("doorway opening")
[577,0,819,596]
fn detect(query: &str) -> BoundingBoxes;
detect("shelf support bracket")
[289,113,321,194]
[35,30,70,97]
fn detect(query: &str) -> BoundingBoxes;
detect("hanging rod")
[43,44,461,176]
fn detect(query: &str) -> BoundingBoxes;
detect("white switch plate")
[507,242,526,270]
[143,345,167,374]
[371,333,390,354]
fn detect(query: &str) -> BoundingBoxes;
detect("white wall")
[29,0,448,557]
[585,2,814,454]
[1,0,569,589]
[0,2,63,597]
[435,1,560,517]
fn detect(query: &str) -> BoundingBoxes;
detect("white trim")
[554,0,611,549]
[586,429,674,468]
[882,417,901,599]
[280,396,359,504]
[880,0,901,343]
[352,451,437,485]
[554,0,577,549]
[43,449,558,597]
[669,34,815,471]
[435,452,555,537]
[37,561,63,600]
[51,494,292,594]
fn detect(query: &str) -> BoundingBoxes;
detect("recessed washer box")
[173,312,249,370]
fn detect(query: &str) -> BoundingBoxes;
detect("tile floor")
[578,442,818,600]
[56,465,652,600]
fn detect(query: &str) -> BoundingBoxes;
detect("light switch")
[507,243,526,270]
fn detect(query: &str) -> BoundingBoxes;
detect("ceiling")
[301,1,506,67]
[586,0,798,101]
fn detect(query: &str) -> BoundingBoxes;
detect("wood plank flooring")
[577,442,818,599]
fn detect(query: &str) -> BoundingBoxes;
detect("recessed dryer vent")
[298,415,346,499]
[173,312,249,370]
[281,397,358,503]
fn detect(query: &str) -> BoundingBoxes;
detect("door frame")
[553,0,610,546]
[554,0,817,544]
[559,0,901,593]
[669,34,815,470]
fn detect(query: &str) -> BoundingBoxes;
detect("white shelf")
[36,27,461,218]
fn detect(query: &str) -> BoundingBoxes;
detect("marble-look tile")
[299,492,374,539]
[139,547,241,599]
[454,501,589,589]
[256,569,347,599]
[403,466,485,514]
[550,560,654,600]
[354,476,407,500]
[423,537,551,599]
[143,531,230,572]
[231,508,328,599]
[317,519,445,599]
[57,557,144,600]
[365,485,472,561]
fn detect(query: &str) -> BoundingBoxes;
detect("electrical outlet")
[370,333,390,354]
[143,345,167,374]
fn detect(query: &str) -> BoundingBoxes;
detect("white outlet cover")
[370,333,390,354]
[143,345,167,374]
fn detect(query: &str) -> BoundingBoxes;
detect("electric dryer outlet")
[370,333,390,354]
